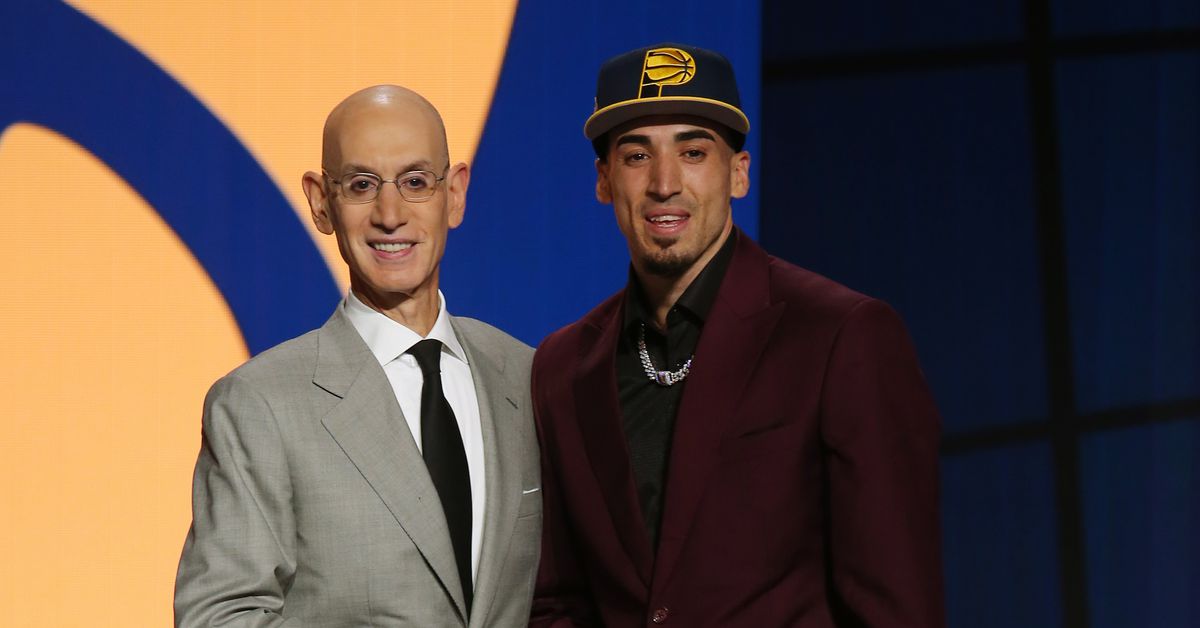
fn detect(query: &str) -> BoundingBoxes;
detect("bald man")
[174,86,542,628]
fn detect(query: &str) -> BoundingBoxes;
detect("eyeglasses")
[323,167,447,203]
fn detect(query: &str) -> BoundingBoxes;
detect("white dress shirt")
[343,291,486,583]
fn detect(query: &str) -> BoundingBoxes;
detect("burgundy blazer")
[529,232,944,627]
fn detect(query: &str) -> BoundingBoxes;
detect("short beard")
[639,250,697,278]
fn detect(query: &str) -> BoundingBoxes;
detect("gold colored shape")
[640,47,696,97]
[0,123,249,627]
[67,0,519,292]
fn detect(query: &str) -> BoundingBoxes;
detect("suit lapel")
[574,297,655,586]
[314,309,469,622]
[652,234,785,591]
[451,318,521,628]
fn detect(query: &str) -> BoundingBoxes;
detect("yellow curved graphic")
[0,5,516,625]
[68,0,519,290]
[0,123,249,627]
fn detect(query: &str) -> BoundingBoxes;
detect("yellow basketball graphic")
[641,47,696,96]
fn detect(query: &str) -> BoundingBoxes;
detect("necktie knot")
[408,338,443,377]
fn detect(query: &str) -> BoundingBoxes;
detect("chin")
[357,273,422,298]
[640,250,698,278]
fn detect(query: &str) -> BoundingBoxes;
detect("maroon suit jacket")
[530,231,944,627]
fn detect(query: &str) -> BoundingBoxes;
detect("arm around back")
[528,332,603,628]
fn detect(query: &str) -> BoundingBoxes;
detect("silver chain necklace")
[638,322,693,386]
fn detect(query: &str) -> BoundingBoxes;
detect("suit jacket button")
[651,607,670,623]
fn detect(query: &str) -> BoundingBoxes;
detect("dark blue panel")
[941,445,1062,628]
[1054,0,1200,36]
[1058,53,1200,415]
[761,67,1046,433]
[442,1,761,346]
[764,1,1023,59]
[1081,419,1200,628]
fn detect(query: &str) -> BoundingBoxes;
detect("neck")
[351,283,440,337]
[636,272,696,332]
[634,226,732,331]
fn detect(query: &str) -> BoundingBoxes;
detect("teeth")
[372,242,413,252]
[649,215,683,223]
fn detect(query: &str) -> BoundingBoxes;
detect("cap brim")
[583,96,750,140]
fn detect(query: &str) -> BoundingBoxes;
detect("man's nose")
[371,182,409,230]
[647,157,682,200]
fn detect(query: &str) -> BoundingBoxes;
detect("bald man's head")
[301,85,471,326]
[321,85,450,172]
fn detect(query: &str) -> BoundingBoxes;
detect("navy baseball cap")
[584,42,750,141]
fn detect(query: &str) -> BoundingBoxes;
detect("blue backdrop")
[442,0,761,344]
[762,1,1200,627]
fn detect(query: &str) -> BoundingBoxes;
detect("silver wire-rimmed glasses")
[322,167,448,203]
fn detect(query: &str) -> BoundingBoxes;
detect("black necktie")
[408,339,473,613]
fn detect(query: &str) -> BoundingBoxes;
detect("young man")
[175,85,541,627]
[531,44,944,627]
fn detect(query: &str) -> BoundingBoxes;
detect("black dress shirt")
[616,231,736,549]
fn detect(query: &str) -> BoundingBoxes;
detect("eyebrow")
[338,160,437,176]
[614,134,650,148]
[614,129,717,149]
[675,129,716,143]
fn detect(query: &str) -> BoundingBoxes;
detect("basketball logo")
[639,47,696,98]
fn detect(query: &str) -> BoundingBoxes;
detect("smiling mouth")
[648,215,685,225]
[371,242,413,253]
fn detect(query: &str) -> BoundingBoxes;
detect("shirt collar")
[344,290,468,367]
[623,226,738,332]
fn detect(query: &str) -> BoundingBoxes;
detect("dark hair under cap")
[585,42,749,156]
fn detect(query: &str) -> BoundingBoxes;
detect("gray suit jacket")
[175,308,542,627]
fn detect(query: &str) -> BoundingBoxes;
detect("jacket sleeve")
[174,374,303,628]
[528,348,602,628]
[820,298,946,628]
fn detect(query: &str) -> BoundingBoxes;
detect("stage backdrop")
[0,1,759,626]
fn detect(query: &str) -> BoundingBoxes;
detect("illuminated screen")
[0,2,760,624]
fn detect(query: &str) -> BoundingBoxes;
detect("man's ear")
[729,150,751,199]
[595,159,612,204]
[446,162,470,229]
[302,171,335,234]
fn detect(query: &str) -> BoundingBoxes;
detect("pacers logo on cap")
[639,47,695,98]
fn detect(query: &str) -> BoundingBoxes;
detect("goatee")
[640,251,696,278]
